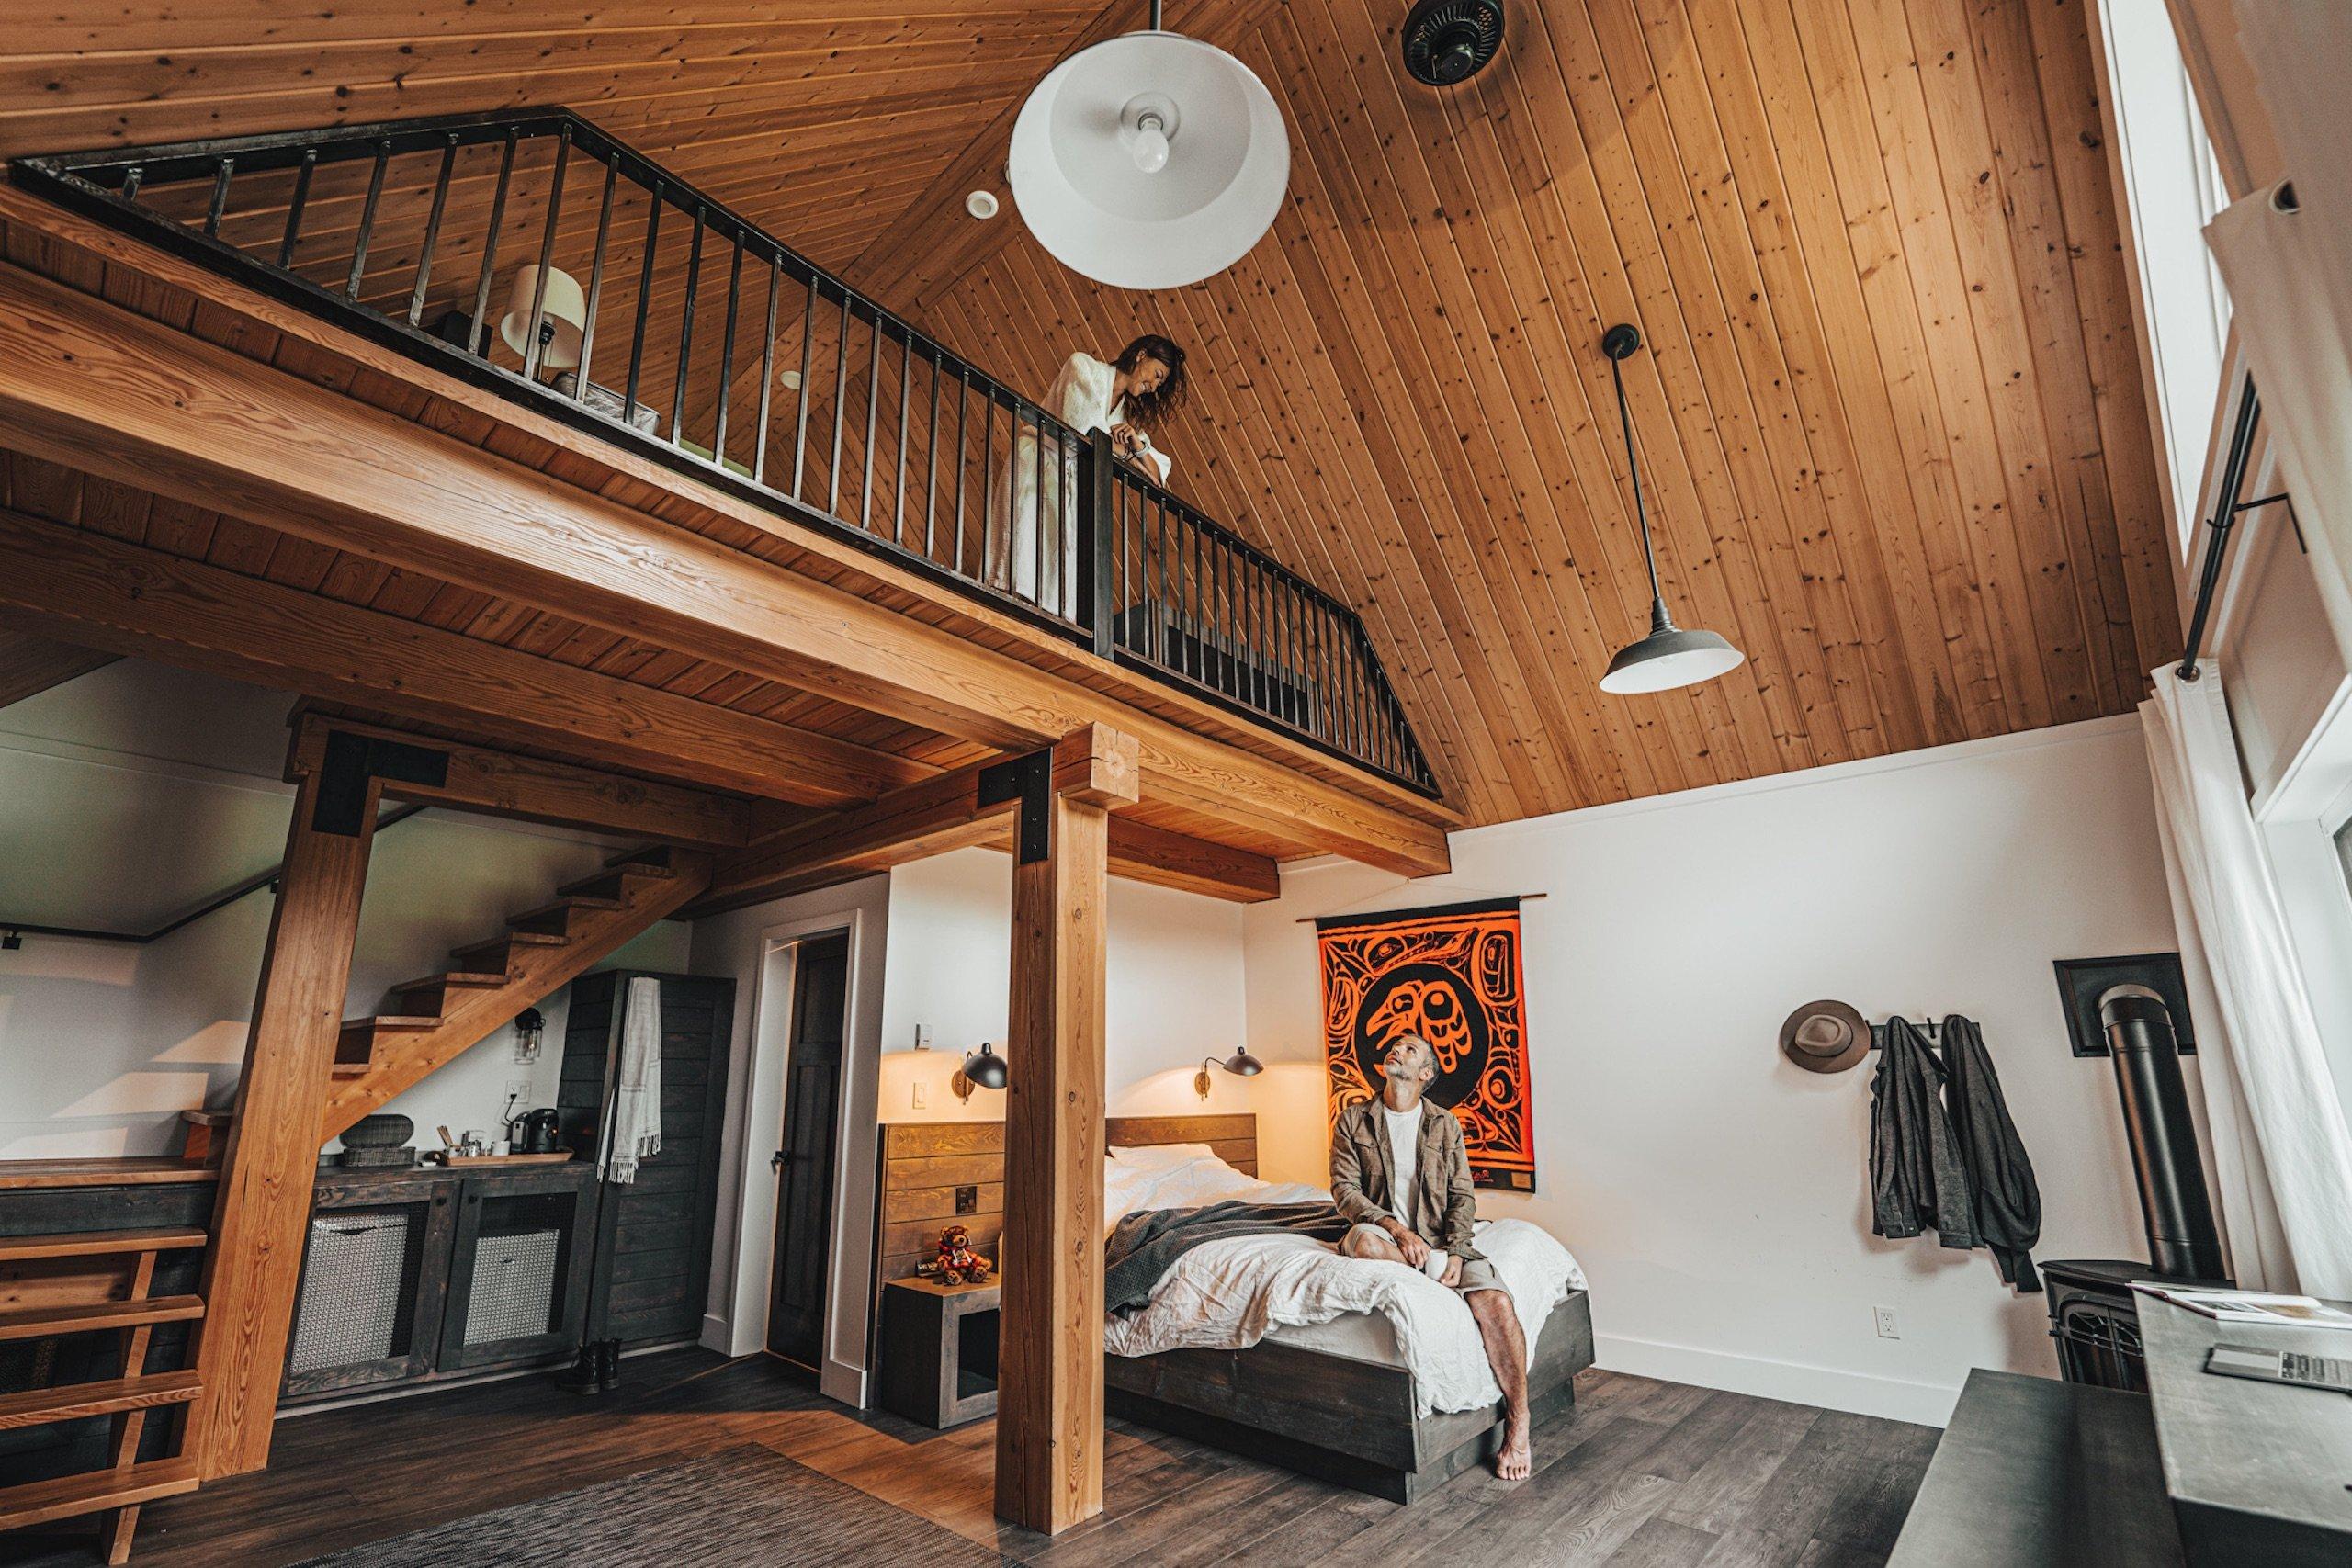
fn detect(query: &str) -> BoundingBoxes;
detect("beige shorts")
[1343,1223,1503,1296]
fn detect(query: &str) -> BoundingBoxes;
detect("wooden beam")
[289,714,754,848]
[0,625,116,707]
[695,756,1021,913]
[1105,818,1280,903]
[0,261,1452,877]
[0,507,924,807]
[995,726,1131,1533]
[191,725,379,1480]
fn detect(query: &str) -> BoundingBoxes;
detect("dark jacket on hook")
[1940,1015,2043,1292]
[1869,1015,2043,1293]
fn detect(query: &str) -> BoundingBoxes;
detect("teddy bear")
[921,1223,992,1286]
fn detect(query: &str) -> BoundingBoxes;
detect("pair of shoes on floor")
[556,1339,623,1395]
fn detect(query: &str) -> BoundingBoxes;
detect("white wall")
[1244,716,2188,1427]
[0,660,689,1160]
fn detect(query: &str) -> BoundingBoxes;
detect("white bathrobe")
[994,352,1172,615]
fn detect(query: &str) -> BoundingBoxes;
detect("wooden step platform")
[0,1371,202,1433]
[0,1159,217,1190]
[0,1296,207,1343]
[0,1228,207,1264]
[0,1458,200,1534]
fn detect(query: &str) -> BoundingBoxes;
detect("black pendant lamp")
[1597,324,1745,694]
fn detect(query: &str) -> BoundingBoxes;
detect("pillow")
[1108,1142,1217,1170]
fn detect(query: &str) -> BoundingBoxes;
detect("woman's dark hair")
[1113,333,1187,430]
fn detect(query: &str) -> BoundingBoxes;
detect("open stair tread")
[391,971,506,992]
[0,1227,206,1263]
[454,931,567,956]
[0,1296,207,1342]
[0,1457,201,1532]
[510,897,623,922]
[0,1158,217,1190]
[0,1371,202,1432]
[342,1014,442,1031]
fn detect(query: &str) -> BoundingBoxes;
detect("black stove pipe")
[2098,984,2230,1282]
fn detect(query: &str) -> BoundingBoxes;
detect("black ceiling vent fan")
[1402,0,1505,86]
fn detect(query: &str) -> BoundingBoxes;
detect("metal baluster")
[276,146,318,268]
[953,368,969,576]
[1032,408,1046,609]
[978,388,993,582]
[670,208,705,449]
[622,182,662,427]
[344,141,390,299]
[203,156,234,238]
[752,254,780,485]
[571,158,617,403]
[465,131,519,357]
[895,330,912,547]
[1151,492,1169,666]
[861,313,880,531]
[713,237,744,466]
[924,350,941,559]
[519,126,571,382]
[790,276,815,501]
[406,137,457,328]
[828,290,850,518]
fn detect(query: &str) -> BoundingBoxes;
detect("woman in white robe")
[993,334,1185,615]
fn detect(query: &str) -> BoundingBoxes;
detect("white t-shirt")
[1383,1100,1425,1216]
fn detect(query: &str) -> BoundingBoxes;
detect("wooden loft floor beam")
[1105,818,1281,903]
[0,508,924,807]
[288,714,754,848]
[0,625,116,708]
[191,724,380,1480]
[996,725,1135,1534]
[0,261,1451,878]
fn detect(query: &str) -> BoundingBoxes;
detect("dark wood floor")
[3,1350,1939,1567]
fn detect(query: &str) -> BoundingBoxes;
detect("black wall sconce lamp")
[954,1041,1008,1102]
[1194,1048,1263,1100]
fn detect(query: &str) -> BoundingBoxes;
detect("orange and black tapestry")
[1318,897,1535,1191]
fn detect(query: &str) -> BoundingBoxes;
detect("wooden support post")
[190,728,383,1479]
[995,725,1136,1534]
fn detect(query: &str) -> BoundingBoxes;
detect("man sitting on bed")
[1330,1032,1533,1481]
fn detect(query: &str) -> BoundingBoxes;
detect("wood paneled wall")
[903,0,2180,826]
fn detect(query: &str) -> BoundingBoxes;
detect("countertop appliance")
[514,1108,564,1156]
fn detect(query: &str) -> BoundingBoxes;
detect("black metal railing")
[12,109,1438,795]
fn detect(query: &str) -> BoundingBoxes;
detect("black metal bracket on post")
[1080,427,1117,660]
[977,749,1053,864]
[311,729,451,836]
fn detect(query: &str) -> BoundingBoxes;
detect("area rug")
[292,1444,1004,1566]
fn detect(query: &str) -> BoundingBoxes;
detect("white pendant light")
[1596,324,1746,695]
[1007,1,1288,289]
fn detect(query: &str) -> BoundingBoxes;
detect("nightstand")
[877,1276,1001,1428]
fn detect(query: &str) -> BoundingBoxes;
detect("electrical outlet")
[504,1077,532,1101]
[912,1080,929,1110]
[1873,1305,1900,1340]
[956,1185,978,1214]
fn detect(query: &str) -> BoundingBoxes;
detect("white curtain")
[2142,665,2352,1295]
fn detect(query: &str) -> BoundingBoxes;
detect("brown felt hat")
[1780,999,1871,1074]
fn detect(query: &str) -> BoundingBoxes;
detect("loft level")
[10,108,1437,798]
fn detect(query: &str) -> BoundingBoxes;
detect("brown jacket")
[1329,1098,1485,1261]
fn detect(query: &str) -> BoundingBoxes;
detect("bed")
[873,1114,1594,1503]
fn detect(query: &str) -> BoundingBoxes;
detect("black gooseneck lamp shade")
[1194,1048,1264,1100]
[1597,323,1746,695]
[953,1041,1009,1101]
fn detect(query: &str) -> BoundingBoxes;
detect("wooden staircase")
[0,1225,209,1563]
[321,845,713,1141]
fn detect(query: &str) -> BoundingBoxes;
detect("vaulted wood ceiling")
[1,0,2179,829]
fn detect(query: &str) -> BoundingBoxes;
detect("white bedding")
[1100,1145,1587,1416]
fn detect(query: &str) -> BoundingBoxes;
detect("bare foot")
[1496,1416,1532,1481]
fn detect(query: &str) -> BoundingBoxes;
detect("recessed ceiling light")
[778,368,803,390]
[966,189,1000,220]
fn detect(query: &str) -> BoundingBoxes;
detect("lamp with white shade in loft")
[497,264,586,373]
[1007,0,1288,289]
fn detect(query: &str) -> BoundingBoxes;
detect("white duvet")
[1099,1144,1587,1416]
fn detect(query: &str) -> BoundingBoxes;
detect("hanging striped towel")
[603,976,663,1184]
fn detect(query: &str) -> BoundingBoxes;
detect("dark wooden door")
[767,932,848,1370]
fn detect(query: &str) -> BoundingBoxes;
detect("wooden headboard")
[874,1112,1257,1287]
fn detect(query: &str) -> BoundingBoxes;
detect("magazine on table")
[2131,1283,2352,1330]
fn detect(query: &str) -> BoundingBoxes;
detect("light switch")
[912,1080,928,1110]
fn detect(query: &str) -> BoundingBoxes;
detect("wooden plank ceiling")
[0,0,2179,829]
